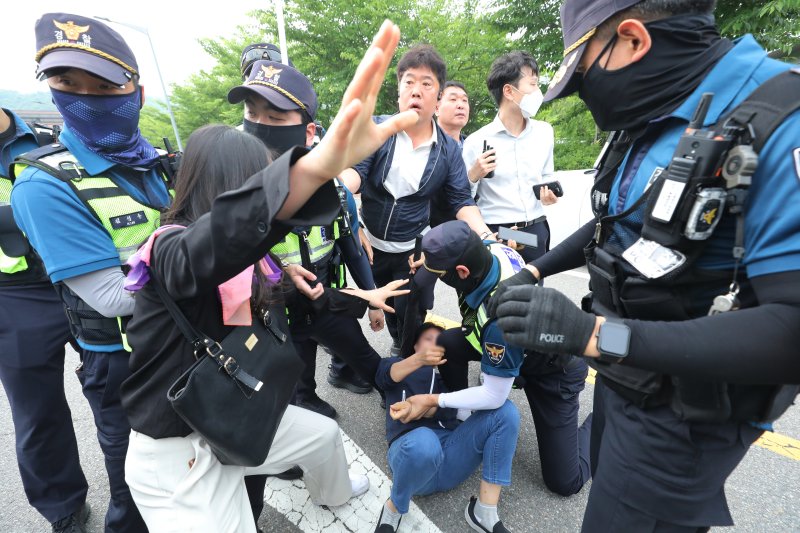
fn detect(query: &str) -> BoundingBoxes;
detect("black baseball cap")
[228,60,318,121]
[413,220,485,288]
[35,13,138,86]
[544,0,641,102]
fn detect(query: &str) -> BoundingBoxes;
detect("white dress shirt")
[462,115,554,225]
[364,121,437,253]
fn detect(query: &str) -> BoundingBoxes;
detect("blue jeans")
[387,400,520,514]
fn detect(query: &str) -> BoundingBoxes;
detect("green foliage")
[537,95,601,170]
[139,102,177,149]
[160,0,796,170]
[716,0,800,59]
[252,0,514,132]
[170,25,267,140]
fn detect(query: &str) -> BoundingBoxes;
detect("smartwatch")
[596,319,631,364]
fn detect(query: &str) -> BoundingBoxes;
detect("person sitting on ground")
[412,221,592,500]
[374,322,520,533]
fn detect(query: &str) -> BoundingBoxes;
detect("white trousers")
[125,405,351,533]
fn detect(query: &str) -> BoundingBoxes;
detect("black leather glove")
[495,285,596,356]
[486,267,537,317]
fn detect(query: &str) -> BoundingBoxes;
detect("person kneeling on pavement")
[375,323,520,533]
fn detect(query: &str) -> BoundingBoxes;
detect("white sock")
[474,498,499,529]
[380,500,403,529]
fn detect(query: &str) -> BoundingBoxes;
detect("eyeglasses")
[241,47,284,76]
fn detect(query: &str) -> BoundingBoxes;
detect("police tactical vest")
[0,125,60,284]
[0,177,49,284]
[12,144,170,348]
[271,219,346,289]
[585,70,800,423]
[464,243,525,354]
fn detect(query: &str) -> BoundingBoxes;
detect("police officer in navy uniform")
[412,221,591,503]
[11,13,176,532]
[228,60,385,418]
[491,0,800,531]
[1,109,91,531]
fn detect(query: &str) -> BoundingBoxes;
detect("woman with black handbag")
[118,22,418,532]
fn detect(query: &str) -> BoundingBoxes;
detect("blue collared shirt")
[1,110,39,181]
[608,35,800,277]
[464,255,525,378]
[11,126,170,351]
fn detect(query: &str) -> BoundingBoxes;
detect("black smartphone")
[482,140,495,179]
[532,180,564,200]
[497,226,538,249]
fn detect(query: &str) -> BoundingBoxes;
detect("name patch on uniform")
[320,226,327,242]
[110,211,148,229]
[484,342,506,365]
[793,148,800,181]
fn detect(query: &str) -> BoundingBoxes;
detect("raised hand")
[300,21,419,181]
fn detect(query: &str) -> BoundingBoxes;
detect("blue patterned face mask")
[50,87,160,168]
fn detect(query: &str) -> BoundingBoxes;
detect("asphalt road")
[1,268,798,532]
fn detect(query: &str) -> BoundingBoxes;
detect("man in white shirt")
[463,51,559,264]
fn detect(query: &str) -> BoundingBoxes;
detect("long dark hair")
[164,124,284,308]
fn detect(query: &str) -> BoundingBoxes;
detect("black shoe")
[374,505,402,532]
[328,367,373,394]
[52,503,90,533]
[297,394,338,419]
[465,496,510,533]
[273,465,303,480]
[389,340,401,358]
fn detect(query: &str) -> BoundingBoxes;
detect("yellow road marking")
[426,313,800,461]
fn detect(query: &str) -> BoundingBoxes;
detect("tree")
[716,0,800,59]
[139,101,177,149]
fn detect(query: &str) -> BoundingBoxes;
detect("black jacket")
[120,148,366,439]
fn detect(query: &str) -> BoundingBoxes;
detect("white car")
[543,169,596,248]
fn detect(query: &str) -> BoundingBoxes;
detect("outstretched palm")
[304,20,419,178]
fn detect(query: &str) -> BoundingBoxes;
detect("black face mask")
[437,236,493,295]
[579,13,732,132]
[441,270,480,295]
[243,118,308,157]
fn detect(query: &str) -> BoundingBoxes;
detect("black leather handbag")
[150,269,304,466]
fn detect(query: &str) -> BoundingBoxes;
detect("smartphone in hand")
[482,140,495,179]
[497,226,538,248]
[532,181,564,200]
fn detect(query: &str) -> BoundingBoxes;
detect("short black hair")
[413,322,445,346]
[486,51,539,106]
[397,45,447,92]
[597,0,717,37]
[442,80,467,95]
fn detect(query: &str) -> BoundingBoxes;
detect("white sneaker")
[349,472,370,498]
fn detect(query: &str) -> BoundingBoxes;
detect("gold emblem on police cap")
[54,20,91,41]
[549,52,577,89]
[259,65,283,79]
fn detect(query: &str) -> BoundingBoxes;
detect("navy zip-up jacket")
[376,356,459,445]
[353,116,475,244]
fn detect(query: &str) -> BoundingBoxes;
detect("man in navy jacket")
[341,45,493,353]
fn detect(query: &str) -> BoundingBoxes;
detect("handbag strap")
[148,267,264,392]
[148,267,207,350]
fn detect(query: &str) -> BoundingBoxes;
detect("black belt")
[496,215,547,229]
